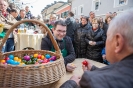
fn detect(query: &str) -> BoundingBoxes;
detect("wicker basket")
[0,20,66,88]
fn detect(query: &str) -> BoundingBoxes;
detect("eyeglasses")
[56,30,66,34]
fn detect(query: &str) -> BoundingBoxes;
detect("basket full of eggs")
[0,20,66,88]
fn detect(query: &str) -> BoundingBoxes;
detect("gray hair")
[107,9,133,48]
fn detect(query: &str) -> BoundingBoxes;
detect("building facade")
[70,0,133,18]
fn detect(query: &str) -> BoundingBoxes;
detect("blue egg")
[50,60,54,62]
[45,54,51,59]
[9,55,14,60]
[7,59,11,64]
[13,61,19,65]
[10,60,15,65]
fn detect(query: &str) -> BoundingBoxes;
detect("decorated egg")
[34,54,38,58]
[50,60,54,62]
[45,54,51,59]
[4,57,9,61]
[43,59,49,63]
[9,55,14,60]
[7,59,14,64]
[14,57,19,61]
[13,61,20,65]
[17,59,21,62]
[50,56,56,61]
[41,55,45,60]
[24,55,30,61]
[37,54,41,59]
[0,60,6,63]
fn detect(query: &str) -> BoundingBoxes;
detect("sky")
[20,0,67,17]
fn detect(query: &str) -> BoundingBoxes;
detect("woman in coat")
[74,16,91,58]
[85,18,106,63]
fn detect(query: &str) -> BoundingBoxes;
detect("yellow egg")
[14,57,19,61]
[17,59,21,62]
[34,54,38,58]
[19,63,25,65]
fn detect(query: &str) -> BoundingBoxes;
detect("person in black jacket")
[65,11,77,42]
[85,18,106,63]
[74,16,91,58]
[41,20,76,72]
[60,9,133,88]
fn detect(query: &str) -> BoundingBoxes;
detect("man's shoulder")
[64,36,72,41]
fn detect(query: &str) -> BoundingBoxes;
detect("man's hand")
[70,75,81,86]
[66,63,76,72]
[82,60,93,71]
[89,41,93,45]
[92,41,96,45]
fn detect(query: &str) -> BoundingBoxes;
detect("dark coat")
[41,35,75,66]
[85,28,106,62]
[65,17,77,40]
[103,23,109,37]
[60,54,133,88]
[74,23,91,58]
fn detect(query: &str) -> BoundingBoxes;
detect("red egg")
[4,57,9,61]
[82,60,88,66]
[37,54,42,59]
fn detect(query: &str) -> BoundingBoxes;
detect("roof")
[41,1,65,14]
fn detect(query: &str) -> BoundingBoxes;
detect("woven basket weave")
[0,20,66,88]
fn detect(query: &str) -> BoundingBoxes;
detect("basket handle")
[0,19,61,55]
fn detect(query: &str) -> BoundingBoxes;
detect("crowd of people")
[42,10,117,65]
[0,0,133,87]
[0,0,42,53]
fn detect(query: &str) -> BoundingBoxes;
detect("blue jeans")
[4,38,14,52]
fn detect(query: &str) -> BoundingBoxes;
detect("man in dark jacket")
[41,20,76,72]
[60,9,133,88]
[65,11,77,42]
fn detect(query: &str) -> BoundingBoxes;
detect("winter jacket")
[60,54,133,88]
[85,28,106,62]
[41,35,75,66]
[74,23,91,58]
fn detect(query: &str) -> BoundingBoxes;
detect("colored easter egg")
[14,57,19,61]
[82,60,88,66]
[37,54,42,59]
[41,55,45,60]
[45,54,51,59]
[17,59,21,62]
[24,55,30,61]
[34,54,38,58]
[4,57,9,61]
[0,60,6,63]
[50,56,56,61]
[13,61,20,65]
[50,60,54,62]
[43,59,48,63]
[9,55,14,60]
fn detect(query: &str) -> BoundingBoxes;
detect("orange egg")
[0,60,5,63]
[41,55,45,60]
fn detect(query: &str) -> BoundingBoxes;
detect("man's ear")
[52,28,54,32]
[114,33,124,53]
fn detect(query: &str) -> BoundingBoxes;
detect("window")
[73,7,77,16]
[78,5,84,15]
[92,0,100,11]
[114,0,128,7]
